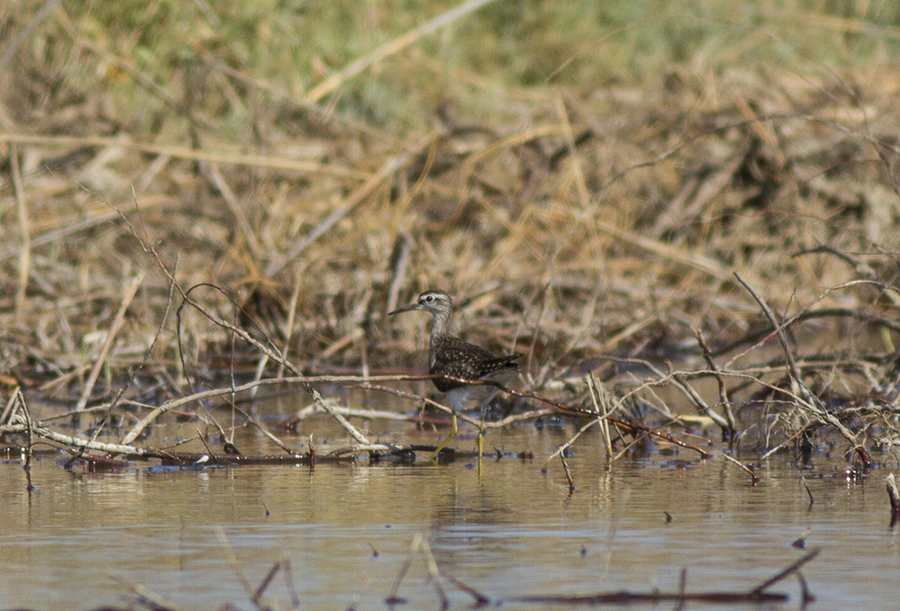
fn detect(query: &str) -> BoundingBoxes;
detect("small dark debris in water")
[370,544,379,558]
[70,453,130,472]
[800,432,814,464]
[664,511,673,523]
[562,448,575,458]
[385,596,407,607]
[410,444,451,457]
[223,442,241,455]
[264,503,270,517]
[518,450,536,460]
[660,460,694,469]
[380,448,417,465]
[580,545,587,556]
[385,525,391,528]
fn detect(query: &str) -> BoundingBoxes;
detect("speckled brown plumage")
[430,335,520,394]
[389,289,520,413]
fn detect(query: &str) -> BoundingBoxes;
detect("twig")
[252,562,282,609]
[0,391,18,425]
[386,533,449,608]
[509,549,821,605]
[102,223,179,414]
[232,403,296,455]
[196,428,216,457]
[887,473,900,519]
[733,272,811,401]
[560,454,575,493]
[75,273,146,411]
[325,443,395,458]
[2,420,154,457]
[274,269,304,383]
[353,382,556,429]
[108,575,177,611]
[695,328,737,437]
[586,374,613,463]
[442,374,713,458]
[215,526,259,609]
[794,246,900,307]
[289,396,428,423]
[733,272,872,467]
[115,211,376,449]
[544,417,601,468]
[720,452,760,485]
[120,375,418,445]
[446,576,490,606]
[281,558,301,610]
[17,389,34,467]
[385,534,449,610]
[672,372,732,434]
[418,535,449,610]
[750,548,821,596]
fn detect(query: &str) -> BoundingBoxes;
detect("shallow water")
[1,399,898,610]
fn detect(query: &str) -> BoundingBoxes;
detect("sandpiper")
[389,289,520,459]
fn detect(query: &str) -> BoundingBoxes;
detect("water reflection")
[1,414,898,610]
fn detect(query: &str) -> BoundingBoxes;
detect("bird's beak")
[388,302,421,316]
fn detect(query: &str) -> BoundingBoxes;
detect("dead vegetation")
[1,1,899,478]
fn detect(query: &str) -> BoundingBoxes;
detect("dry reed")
[0,2,899,467]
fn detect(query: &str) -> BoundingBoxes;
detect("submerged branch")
[506,548,820,606]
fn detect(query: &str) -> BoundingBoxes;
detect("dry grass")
[1,1,899,459]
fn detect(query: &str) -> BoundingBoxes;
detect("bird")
[389,289,520,460]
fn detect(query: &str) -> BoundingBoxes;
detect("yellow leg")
[477,433,484,480]
[430,413,457,460]
[477,408,486,465]
[478,407,487,463]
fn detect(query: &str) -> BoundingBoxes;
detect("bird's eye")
[424,295,434,302]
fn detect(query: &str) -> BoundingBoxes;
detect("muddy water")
[1,399,898,610]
